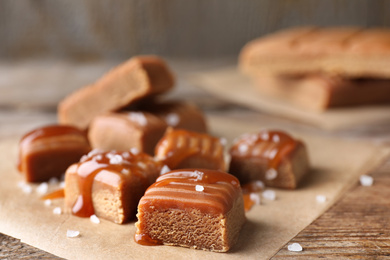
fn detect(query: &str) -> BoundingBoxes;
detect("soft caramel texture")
[154,128,226,171]
[18,125,91,182]
[240,27,390,78]
[58,56,175,129]
[229,130,310,189]
[135,169,246,252]
[64,150,162,224]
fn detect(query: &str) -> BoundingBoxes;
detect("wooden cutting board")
[0,114,388,260]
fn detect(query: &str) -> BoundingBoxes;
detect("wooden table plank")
[273,157,390,259]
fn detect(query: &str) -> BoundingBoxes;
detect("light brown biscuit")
[254,74,390,111]
[58,56,175,129]
[240,27,390,78]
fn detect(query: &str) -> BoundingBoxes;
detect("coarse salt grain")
[121,169,129,174]
[288,243,303,252]
[59,181,65,189]
[219,138,227,146]
[249,193,261,205]
[122,152,130,158]
[160,165,171,175]
[262,190,276,201]
[360,175,373,186]
[88,149,102,158]
[130,147,139,155]
[137,162,147,169]
[80,155,88,162]
[129,112,147,126]
[18,182,32,194]
[165,113,180,126]
[110,154,124,165]
[48,177,59,185]
[253,180,265,189]
[90,214,100,224]
[53,207,62,215]
[316,195,327,203]
[265,168,278,180]
[44,199,52,206]
[36,182,49,195]
[195,185,204,192]
[238,143,249,154]
[272,134,280,143]
[66,230,80,238]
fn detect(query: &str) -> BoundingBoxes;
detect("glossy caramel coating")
[135,169,245,252]
[229,130,309,189]
[154,128,226,171]
[64,149,162,223]
[18,125,91,182]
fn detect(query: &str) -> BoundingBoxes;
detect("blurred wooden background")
[1,0,389,60]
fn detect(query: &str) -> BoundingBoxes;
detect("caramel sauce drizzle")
[135,169,241,246]
[41,189,65,200]
[17,125,86,171]
[231,130,297,171]
[71,150,152,218]
[155,128,224,170]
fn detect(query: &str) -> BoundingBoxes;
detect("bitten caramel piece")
[154,128,226,171]
[18,125,91,183]
[254,74,390,111]
[135,169,246,252]
[229,130,309,189]
[64,149,162,224]
[240,27,390,78]
[139,100,208,133]
[58,56,175,129]
[88,111,168,155]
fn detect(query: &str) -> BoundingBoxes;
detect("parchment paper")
[190,67,390,130]
[0,115,388,260]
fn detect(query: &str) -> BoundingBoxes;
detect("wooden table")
[1,59,390,259]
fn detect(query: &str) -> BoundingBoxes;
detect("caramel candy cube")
[229,130,309,189]
[18,125,91,182]
[64,150,162,224]
[88,111,168,155]
[58,56,175,129]
[154,128,226,171]
[135,169,246,252]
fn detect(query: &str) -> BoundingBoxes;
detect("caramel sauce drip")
[154,128,224,170]
[17,125,86,171]
[135,168,242,246]
[230,130,297,170]
[241,181,264,212]
[41,189,65,200]
[71,150,154,218]
[243,194,255,212]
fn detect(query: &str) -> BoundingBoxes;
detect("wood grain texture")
[0,233,63,259]
[273,157,390,259]
[0,0,389,59]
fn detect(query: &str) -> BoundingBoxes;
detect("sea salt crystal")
[59,181,65,189]
[272,134,280,143]
[137,162,147,169]
[130,147,139,155]
[88,149,102,158]
[238,143,249,154]
[44,199,52,206]
[66,230,80,238]
[316,195,327,203]
[262,190,276,201]
[129,112,147,126]
[219,138,227,146]
[53,207,62,215]
[288,243,303,252]
[360,175,373,186]
[95,154,103,161]
[165,113,180,126]
[249,193,261,205]
[195,185,204,192]
[121,169,129,174]
[253,180,265,189]
[109,154,124,165]
[48,177,59,185]
[80,155,88,162]
[160,165,171,175]
[90,214,100,224]
[261,131,269,140]
[36,182,49,195]
[122,152,130,158]
[18,181,32,194]
[265,168,278,180]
